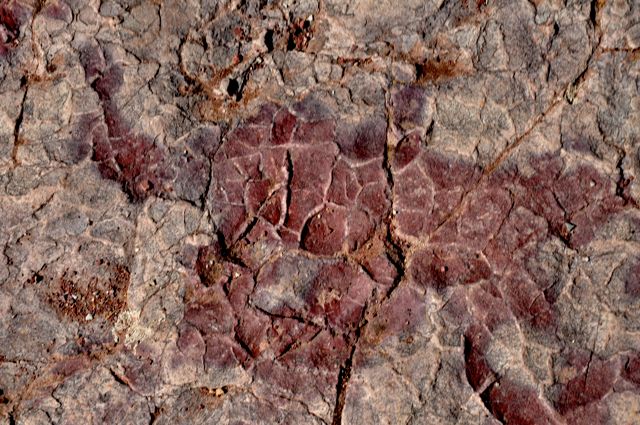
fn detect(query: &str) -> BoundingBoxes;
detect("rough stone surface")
[0,0,639,424]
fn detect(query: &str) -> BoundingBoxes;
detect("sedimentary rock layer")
[1,0,639,424]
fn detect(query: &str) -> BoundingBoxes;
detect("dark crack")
[479,382,506,425]
[284,149,294,226]
[11,77,28,166]
[615,153,638,207]
[331,301,368,425]
[2,1,639,424]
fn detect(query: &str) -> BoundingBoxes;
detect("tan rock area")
[0,0,639,424]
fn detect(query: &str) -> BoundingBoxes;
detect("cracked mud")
[1,0,640,424]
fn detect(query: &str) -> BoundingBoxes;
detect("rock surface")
[1,0,639,424]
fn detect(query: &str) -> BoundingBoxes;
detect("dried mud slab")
[1,0,639,424]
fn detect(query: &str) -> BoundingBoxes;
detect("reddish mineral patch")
[2,2,639,424]
[554,357,619,415]
[209,99,389,257]
[185,92,636,424]
[391,145,481,239]
[416,55,468,84]
[391,85,428,130]
[51,356,91,378]
[286,17,314,52]
[393,132,422,169]
[176,243,385,403]
[624,258,640,299]
[0,0,29,58]
[482,379,558,425]
[622,352,640,386]
[301,205,348,255]
[499,270,557,331]
[362,283,426,346]
[463,323,494,391]
[42,0,72,22]
[79,45,191,202]
[43,260,130,323]
[410,245,491,290]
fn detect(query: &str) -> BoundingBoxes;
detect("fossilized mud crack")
[1,0,640,424]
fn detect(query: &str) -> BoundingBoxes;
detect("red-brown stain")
[287,17,314,51]
[416,56,466,83]
[45,260,130,322]
[0,0,29,57]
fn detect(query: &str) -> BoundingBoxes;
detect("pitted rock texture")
[1,0,640,424]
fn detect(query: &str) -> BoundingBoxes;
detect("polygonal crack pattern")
[208,98,388,260]
[166,91,637,424]
[1,1,640,424]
